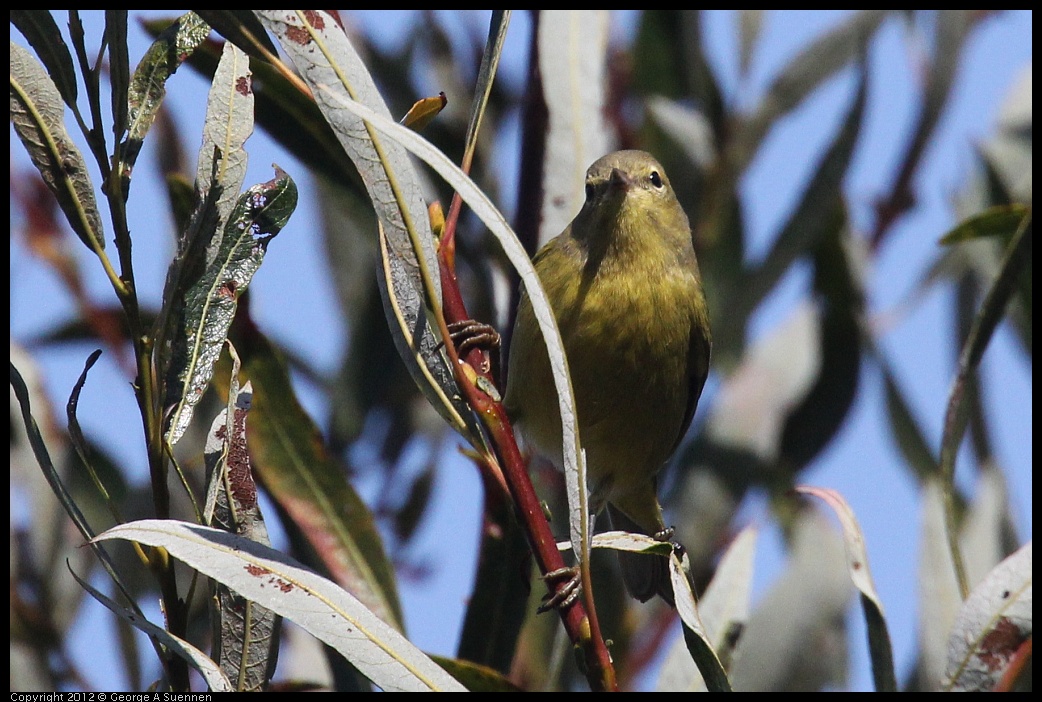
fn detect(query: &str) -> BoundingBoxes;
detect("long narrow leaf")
[70,567,234,692]
[296,79,586,578]
[122,12,211,183]
[196,41,255,241]
[164,168,297,445]
[204,370,281,691]
[669,551,732,692]
[256,11,476,442]
[461,11,510,166]
[939,214,1031,597]
[10,41,105,252]
[797,487,896,692]
[94,520,467,692]
[658,527,757,691]
[10,11,78,105]
[105,10,129,142]
[537,10,612,246]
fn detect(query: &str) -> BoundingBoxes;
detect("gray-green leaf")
[122,12,211,180]
[10,40,105,252]
[256,10,480,443]
[10,11,78,105]
[164,168,297,445]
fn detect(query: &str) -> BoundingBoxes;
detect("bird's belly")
[561,280,691,503]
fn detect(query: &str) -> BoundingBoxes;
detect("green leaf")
[729,10,887,175]
[429,656,522,692]
[940,204,1031,246]
[797,487,896,692]
[105,10,129,141]
[939,214,1032,598]
[221,327,405,632]
[10,40,105,252]
[94,520,468,692]
[669,550,732,692]
[461,11,510,164]
[256,10,483,445]
[203,368,281,692]
[121,12,211,181]
[10,11,78,105]
[164,167,297,445]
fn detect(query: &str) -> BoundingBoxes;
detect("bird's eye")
[649,171,663,189]
[585,183,595,201]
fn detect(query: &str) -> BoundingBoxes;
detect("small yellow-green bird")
[505,150,711,604]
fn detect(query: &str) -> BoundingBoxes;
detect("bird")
[504,150,711,604]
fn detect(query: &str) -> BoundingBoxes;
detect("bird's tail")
[607,504,675,606]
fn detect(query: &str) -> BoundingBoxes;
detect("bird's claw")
[445,319,501,357]
[654,526,686,559]
[537,566,582,613]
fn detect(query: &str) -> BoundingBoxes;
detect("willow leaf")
[70,567,234,692]
[940,204,1031,245]
[10,40,105,252]
[204,374,280,692]
[9,11,78,105]
[729,9,887,175]
[122,12,211,179]
[256,10,479,443]
[106,10,129,141]
[95,520,467,692]
[797,487,896,692]
[940,214,1032,598]
[658,527,756,691]
[537,10,611,246]
[164,168,297,446]
[462,10,510,164]
[197,40,255,249]
[670,551,732,692]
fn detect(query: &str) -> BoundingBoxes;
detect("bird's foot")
[653,526,686,559]
[537,565,582,613]
[445,319,501,356]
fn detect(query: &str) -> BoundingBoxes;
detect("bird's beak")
[608,167,635,192]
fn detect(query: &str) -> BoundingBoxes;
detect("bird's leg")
[537,565,583,613]
[654,526,686,559]
[445,319,501,356]
[444,319,501,379]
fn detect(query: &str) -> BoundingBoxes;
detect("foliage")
[10,10,1031,692]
